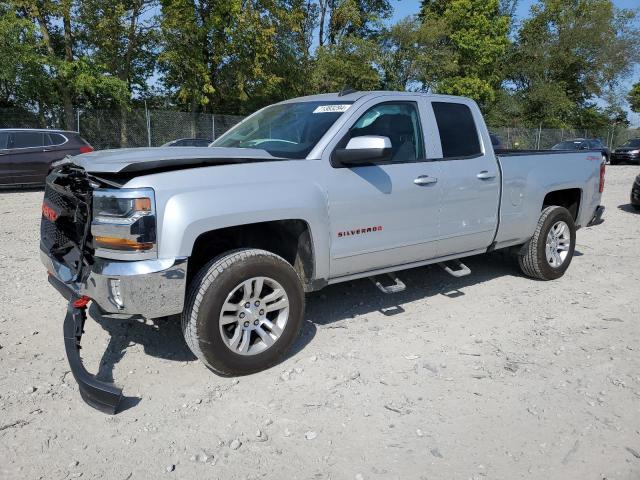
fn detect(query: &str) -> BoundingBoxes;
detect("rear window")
[45,133,67,146]
[432,102,481,158]
[10,131,44,148]
[0,132,8,149]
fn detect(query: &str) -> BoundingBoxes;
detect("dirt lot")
[1,165,639,480]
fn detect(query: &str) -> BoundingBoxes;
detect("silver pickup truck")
[40,91,605,412]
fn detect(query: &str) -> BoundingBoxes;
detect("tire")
[633,204,640,211]
[182,248,305,376]
[518,206,576,281]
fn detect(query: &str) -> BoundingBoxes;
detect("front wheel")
[182,249,305,376]
[518,206,576,280]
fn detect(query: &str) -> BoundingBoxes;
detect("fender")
[125,161,332,281]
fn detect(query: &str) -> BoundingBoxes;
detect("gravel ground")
[1,165,639,480]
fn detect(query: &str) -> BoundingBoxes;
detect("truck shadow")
[88,306,196,384]
[87,251,522,386]
[286,251,522,359]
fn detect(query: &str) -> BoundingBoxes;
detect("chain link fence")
[0,108,244,150]
[488,125,637,150]
[1,107,638,151]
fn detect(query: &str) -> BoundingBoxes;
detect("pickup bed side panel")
[495,152,602,248]
[125,161,332,281]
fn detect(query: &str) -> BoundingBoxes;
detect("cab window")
[345,102,425,162]
[432,102,481,158]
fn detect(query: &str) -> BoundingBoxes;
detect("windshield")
[621,139,640,148]
[211,101,353,158]
[552,141,585,150]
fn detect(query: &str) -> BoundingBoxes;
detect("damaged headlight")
[92,188,157,258]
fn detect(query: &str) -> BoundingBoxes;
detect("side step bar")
[370,273,406,294]
[438,260,471,278]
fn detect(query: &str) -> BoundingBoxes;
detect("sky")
[388,0,640,126]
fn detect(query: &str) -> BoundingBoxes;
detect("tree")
[629,82,640,113]
[316,0,391,47]
[159,0,313,114]
[10,0,129,128]
[419,0,510,105]
[78,0,159,144]
[379,16,456,92]
[509,0,640,127]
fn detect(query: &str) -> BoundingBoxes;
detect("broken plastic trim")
[63,295,123,414]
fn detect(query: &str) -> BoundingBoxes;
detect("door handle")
[414,175,438,186]
[476,171,496,180]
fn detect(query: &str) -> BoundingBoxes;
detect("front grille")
[40,166,94,279]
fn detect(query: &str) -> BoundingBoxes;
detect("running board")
[438,260,471,278]
[370,273,406,294]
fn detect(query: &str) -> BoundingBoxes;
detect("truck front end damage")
[40,164,187,413]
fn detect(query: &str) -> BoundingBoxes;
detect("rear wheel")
[182,248,305,375]
[518,206,576,280]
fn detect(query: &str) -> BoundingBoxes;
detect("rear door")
[323,96,442,278]
[427,100,501,256]
[0,131,12,185]
[8,131,47,185]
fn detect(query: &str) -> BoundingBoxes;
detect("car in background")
[610,138,640,165]
[0,129,93,187]
[161,138,212,147]
[551,138,610,163]
[489,132,505,150]
[632,174,640,211]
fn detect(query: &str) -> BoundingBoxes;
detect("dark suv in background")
[0,129,93,187]
[611,138,640,165]
[551,138,610,163]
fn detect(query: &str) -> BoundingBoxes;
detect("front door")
[9,131,47,185]
[324,99,442,278]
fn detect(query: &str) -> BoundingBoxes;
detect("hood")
[68,146,284,174]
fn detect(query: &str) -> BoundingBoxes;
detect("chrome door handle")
[476,171,496,180]
[414,175,438,186]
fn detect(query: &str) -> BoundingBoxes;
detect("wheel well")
[188,220,315,290]
[542,188,581,221]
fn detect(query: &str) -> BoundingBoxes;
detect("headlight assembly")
[91,188,157,258]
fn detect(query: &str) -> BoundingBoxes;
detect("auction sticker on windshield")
[313,104,351,113]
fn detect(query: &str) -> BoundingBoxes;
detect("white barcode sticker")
[313,104,351,113]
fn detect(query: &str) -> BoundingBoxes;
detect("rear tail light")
[79,145,94,154]
[599,163,606,193]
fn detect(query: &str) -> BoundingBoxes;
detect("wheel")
[518,206,576,280]
[633,204,640,211]
[182,248,305,375]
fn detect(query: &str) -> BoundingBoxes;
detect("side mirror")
[333,136,392,167]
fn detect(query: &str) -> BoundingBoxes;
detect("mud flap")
[63,298,123,414]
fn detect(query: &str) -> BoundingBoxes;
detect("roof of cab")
[277,90,473,105]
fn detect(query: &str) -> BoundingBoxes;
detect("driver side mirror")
[333,136,392,167]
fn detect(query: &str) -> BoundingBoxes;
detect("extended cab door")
[426,100,501,256]
[323,97,442,278]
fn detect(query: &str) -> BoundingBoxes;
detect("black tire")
[518,206,576,280]
[633,204,640,211]
[182,248,305,376]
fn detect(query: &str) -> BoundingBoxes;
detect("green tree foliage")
[509,0,640,127]
[159,0,314,114]
[629,82,640,113]
[419,0,510,105]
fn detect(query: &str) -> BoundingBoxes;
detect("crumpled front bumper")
[587,205,605,227]
[41,249,187,319]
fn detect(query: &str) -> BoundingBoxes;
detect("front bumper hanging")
[63,294,123,414]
